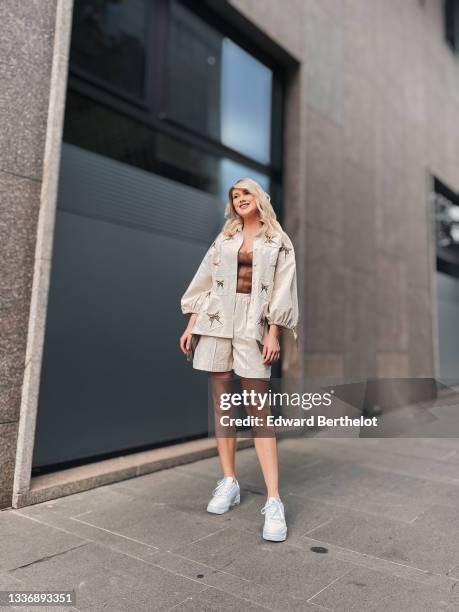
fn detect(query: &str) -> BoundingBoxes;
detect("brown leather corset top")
[236,249,253,294]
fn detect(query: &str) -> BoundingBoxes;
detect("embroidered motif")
[279,243,291,258]
[261,283,269,294]
[207,312,222,327]
[224,234,234,241]
[216,280,224,288]
[264,234,276,245]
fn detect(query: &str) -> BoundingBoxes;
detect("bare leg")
[240,377,279,498]
[209,371,237,478]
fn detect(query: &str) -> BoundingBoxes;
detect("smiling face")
[231,187,258,219]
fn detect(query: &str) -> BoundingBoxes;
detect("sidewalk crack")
[9,542,90,571]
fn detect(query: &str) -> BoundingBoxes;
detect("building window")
[65,0,284,205]
[165,0,273,164]
[432,177,459,278]
[445,0,459,52]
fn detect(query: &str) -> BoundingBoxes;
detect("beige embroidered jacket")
[181,225,299,348]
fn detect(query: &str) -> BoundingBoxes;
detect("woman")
[179,177,299,542]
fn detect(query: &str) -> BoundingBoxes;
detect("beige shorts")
[192,292,271,379]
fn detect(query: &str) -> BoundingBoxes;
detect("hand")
[262,333,280,365]
[180,329,194,356]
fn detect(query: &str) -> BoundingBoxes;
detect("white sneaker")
[261,497,287,541]
[206,477,241,514]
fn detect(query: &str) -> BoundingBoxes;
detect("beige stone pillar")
[0,1,73,509]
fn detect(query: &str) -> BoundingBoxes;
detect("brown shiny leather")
[236,250,253,293]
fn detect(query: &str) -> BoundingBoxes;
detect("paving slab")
[13,506,160,564]
[170,586,274,611]
[303,506,408,557]
[64,499,226,551]
[293,536,458,594]
[295,437,459,484]
[0,511,87,572]
[8,541,204,612]
[309,565,458,611]
[284,466,431,523]
[410,503,459,534]
[173,526,354,601]
[148,550,321,611]
[379,521,459,575]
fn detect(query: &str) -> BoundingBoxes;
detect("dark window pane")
[221,38,272,164]
[445,0,459,51]
[70,0,153,99]
[165,0,273,164]
[165,0,222,137]
[433,178,459,278]
[64,91,271,199]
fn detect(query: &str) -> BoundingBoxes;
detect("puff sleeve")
[265,232,299,342]
[180,234,220,315]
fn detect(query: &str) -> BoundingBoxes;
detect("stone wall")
[0,2,60,507]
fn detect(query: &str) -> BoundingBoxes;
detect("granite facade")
[0,1,59,509]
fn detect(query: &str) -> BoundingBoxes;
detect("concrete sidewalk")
[2,434,459,611]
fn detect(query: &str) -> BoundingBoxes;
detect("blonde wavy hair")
[222,177,284,237]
